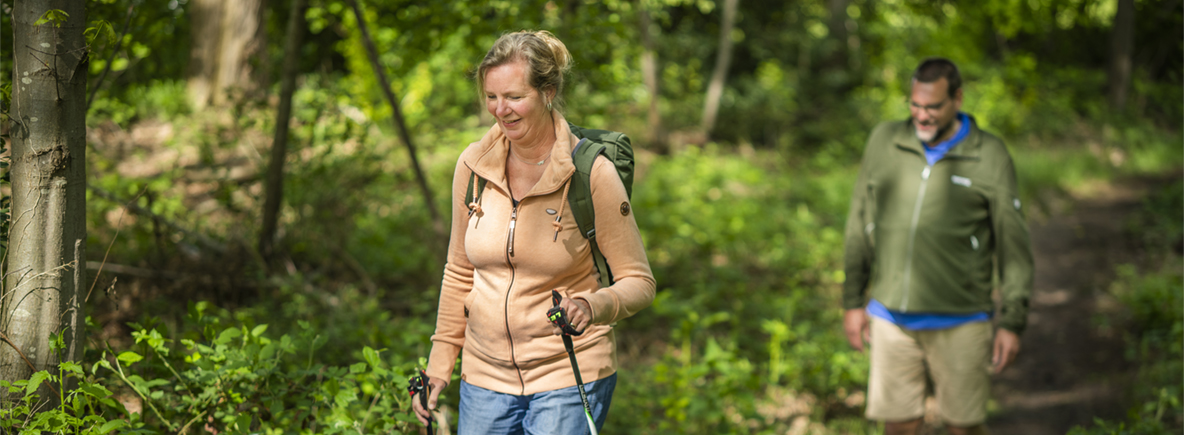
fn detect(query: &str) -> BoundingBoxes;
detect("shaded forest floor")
[973,173,1179,434]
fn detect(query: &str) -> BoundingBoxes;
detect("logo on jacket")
[951,175,972,187]
[546,208,558,215]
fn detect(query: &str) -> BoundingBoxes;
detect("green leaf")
[34,9,67,27]
[80,383,112,398]
[59,360,83,375]
[216,327,242,345]
[96,419,127,434]
[25,371,50,396]
[362,346,381,368]
[251,324,269,337]
[350,362,367,374]
[117,351,143,365]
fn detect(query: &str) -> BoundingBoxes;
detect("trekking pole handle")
[547,290,584,336]
[407,370,434,433]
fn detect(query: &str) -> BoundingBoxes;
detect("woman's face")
[484,59,554,144]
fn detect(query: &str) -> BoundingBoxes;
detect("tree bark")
[346,0,445,243]
[701,0,738,138]
[186,0,266,109]
[260,0,307,261]
[1107,0,1135,111]
[1,0,87,404]
[639,5,665,150]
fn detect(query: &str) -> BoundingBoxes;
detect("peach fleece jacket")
[427,110,656,396]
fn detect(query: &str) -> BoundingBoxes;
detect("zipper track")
[899,165,931,311]
[504,201,525,392]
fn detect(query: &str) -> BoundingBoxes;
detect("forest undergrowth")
[2,74,1179,434]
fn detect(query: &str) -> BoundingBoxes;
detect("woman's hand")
[411,376,448,427]
[550,297,592,336]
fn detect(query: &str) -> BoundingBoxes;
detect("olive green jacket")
[842,117,1033,333]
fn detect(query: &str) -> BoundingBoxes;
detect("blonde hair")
[476,30,572,111]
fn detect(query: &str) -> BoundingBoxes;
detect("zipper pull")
[921,166,931,180]
[508,206,518,257]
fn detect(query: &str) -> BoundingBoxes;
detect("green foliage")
[605,147,866,433]
[1069,259,1183,434]
[35,9,70,28]
[0,332,129,434]
[88,80,191,126]
[1,304,437,433]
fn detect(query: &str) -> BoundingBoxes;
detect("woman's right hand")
[411,376,449,427]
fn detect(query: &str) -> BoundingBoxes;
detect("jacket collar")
[464,110,579,197]
[894,113,985,160]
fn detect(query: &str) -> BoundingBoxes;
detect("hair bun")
[533,30,572,74]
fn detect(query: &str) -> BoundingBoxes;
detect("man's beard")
[915,118,955,143]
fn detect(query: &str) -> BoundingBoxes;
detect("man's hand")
[550,297,592,336]
[843,308,870,352]
[411,376,447,427]
[992,328,1021,373]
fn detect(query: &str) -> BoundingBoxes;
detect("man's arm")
[991,147,1034,335]
[842,124,890,311]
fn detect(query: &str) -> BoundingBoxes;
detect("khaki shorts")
[866,316,993,426]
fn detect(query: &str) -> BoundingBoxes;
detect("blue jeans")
[457,372,616,435]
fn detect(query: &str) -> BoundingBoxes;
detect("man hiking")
[841,57,1035,435]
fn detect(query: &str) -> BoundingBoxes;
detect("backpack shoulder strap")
[568,138,613,288]
[464,170,488,217]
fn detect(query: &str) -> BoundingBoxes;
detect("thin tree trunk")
[640,5,665,150]
[1,0,87,404]
[260,0,307,261]
[1107,0,1135,111]
[212,0,265,106]
[346,0,444,242]
[701,0,738,138]
[186,0,265,109]
[186,0,222,109]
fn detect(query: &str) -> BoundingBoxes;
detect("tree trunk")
[1107,0,1135,111]
[701,0,738,139]
[1,0,87,404]
[260,0,307,261]
[346,0,445,244]
[186,0,266,109]
[827,0,849,69]
[640,5,665,150]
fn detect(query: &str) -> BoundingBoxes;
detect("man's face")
[909,78,962,143]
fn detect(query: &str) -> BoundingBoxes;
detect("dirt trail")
[985,177,1164,434]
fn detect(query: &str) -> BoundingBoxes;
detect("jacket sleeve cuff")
[997,300,1028,335]
[575,293,609,325]
[841,283,867,310]
[426,342,461,387]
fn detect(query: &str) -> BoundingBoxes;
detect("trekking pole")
[546,290,600,435]
[407,369,434,434]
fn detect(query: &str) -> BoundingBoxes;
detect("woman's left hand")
[551,297,592,335]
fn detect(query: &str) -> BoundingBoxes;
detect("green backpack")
[465,122,634,288]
